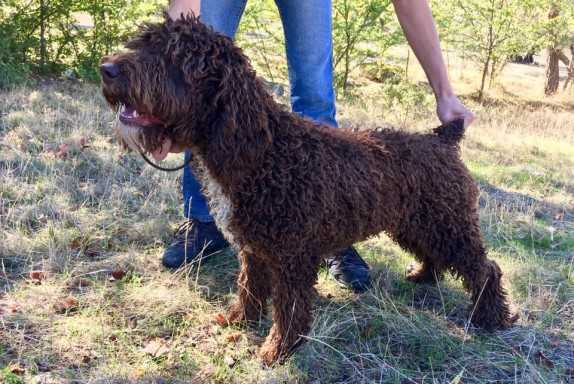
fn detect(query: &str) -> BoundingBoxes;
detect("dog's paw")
[470,309,518,330]
[226,299,267,325]
[258,340,283,366]
[406,263,438,284]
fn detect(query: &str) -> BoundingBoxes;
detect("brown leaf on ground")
[29,271,48,281]
[69,238,83,250]
[53,296,79,314]
[214,313,229,327]
[76,137,89,149]
[141,338,170,358]
[49,138,89,159]
[535,351,555,369]
[8,362,25,375]
[55,143,70,158]
[225,332,242,343]
[111,269,126,280]
[67,277,93,290]
[0,300,20,315]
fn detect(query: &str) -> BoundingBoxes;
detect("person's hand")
[436,94,475,128]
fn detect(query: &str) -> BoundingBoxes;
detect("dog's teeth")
[133,110,139,118]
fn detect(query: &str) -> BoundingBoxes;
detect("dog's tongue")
[151,137,173,161]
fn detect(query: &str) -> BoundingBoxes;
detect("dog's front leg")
[227,249,271,325]
[259,256,319,365]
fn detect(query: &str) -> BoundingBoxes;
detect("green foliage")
[0,4,29,87]
[0,0,162,84]
[333,0,403,93]
[0,367,24,384]
[433,0,543,100]
[536,0,574,49]
[362,61,433,113]
[236,0,288,85]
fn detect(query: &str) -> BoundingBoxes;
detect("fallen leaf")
[225,332,242,343]
[223,355,235,367]
[214,313,229,327]
[0,300,20,315]
[55,143,70,158]
[535,351,555,369]
[54,296,79,314]
[141,338,170,358]
[69,238,83,250]
[8,362,25,375]
[76,137,89,149]
[67,277,93,289]
[29,271,48,281]
[111,269,126,280]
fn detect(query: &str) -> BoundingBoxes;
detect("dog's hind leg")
[227,249,272,325]
[455,249,512,330]
[393,213,512,329]
[406,261,444,284]
[444,224,512,329]
[258,254,320,364]
[393,232,445,284]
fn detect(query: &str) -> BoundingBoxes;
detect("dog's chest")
[192,157,236,247]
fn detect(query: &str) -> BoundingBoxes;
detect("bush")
[0,0,163,84]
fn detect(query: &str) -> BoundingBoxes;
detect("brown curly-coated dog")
[100,15,513,364]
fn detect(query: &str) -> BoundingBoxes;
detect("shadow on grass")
[465,90,574,111]
[478,181,573,222]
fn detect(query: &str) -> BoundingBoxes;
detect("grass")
[1,44,574,384]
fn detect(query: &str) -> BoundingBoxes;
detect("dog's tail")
[433,119,466,145]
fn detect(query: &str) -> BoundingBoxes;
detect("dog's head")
[100,14,256,159]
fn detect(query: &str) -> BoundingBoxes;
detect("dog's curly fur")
[101,15,513,364]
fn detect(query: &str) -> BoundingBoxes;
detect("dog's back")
[248,115,474,256]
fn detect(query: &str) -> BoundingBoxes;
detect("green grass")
[1,68,573,383]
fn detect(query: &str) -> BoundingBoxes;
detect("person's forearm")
[392,0,452,100]
[168,0,200,20]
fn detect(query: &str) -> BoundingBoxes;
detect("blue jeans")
[183,0,337,221]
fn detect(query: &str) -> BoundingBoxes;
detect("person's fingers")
[437,95,475,128]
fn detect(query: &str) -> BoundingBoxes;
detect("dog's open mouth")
[115,103,174,161]
[119,103,165,127]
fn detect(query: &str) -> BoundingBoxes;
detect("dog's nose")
[100,62,120,79]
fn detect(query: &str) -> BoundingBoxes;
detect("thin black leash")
[138,151,193,172]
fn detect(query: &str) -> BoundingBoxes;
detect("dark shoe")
[325,246,371,293]
[162,219,230,269]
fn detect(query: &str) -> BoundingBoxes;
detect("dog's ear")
[126,20,171,51]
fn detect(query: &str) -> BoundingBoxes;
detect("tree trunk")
[479,54,490,102]
[479,1,495,103]
[545,49,560,95]
[564,45,574,90]
[544,5,560,96]
[39,0,47,72]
